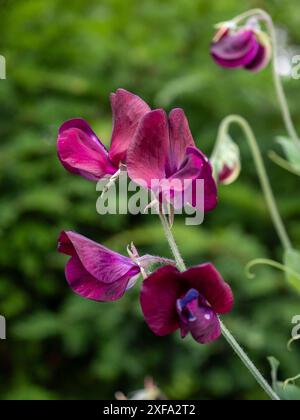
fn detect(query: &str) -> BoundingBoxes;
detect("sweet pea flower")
[140,264,233,344]
[58,231,142,301]
[127,109,218,212]
[211,22,272,72]
[57,89,151,181]
[211,133,241,185]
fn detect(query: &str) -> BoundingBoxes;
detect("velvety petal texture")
[168,108,195,173]
[127,109,218,212]
[211,28,271,72]
[57,89,151,181]
[181,264,234,314]
[109,89,151,166]
[57,119,117,181]
[58,231,140,302]
[176,289,221,344]
[140,264,233,344]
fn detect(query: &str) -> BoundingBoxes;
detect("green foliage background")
[0,0,300,400]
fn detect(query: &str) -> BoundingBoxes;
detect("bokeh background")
[0,0,300,400]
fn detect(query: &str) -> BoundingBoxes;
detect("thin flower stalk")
[232,9,300,150]
[213,115,292,251]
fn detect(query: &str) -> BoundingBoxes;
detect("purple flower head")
[211,24,271,72]
[58,231,141,302]
[140,264,234,344]
[126,109,218,212]
[57,89,151,181]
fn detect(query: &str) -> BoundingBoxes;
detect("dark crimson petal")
[245,43,268,72]
[65,255,133,302]
[167,108,195,174]
[58,231,75,256]
[127,109,169,187]
[58,231,140,284]
[140,266,185,336]
[57,119,117,181]
[160,147,205,209]
[167,147,218,212]
[195,150,218,212]
[109,89,151,166]
[182,264,234,314]
[211,30,260,68]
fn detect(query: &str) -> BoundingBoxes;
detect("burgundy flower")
[140,265,233,344]
[57,89,151,181]
[58,231,141,301]
[127,109,218,212]
[211,26,271,72]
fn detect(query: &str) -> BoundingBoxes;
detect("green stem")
[158,210,280,400]
[268,150,300,177]
[245,258,300,282]
[158,210,185,272]
[284,374,300,388]
[232,9,300,149]
[212,115,292,251]
[287,336,300,351]
[220,321,280,401]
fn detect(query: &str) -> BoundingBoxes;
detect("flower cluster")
[57,89,233,344]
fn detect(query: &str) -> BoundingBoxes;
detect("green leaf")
[283,249,300,293]
[277,382,300,400]
[277,137,300,171]
[268,357,300,400]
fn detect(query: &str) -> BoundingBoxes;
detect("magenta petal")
[140,266,185,336]
[59,118,103,149]
[166,147,217,212]
[127,109,169,186]
[109,89,151,166]
[167,108,195,173]
[182,264,234,314]
[57,119,117,181]
[58,231,140,301]
[245,44,268,72]
[58,231,139,283]
[192,149,218,212]
[211,30,260,68]
[65,255,133,301]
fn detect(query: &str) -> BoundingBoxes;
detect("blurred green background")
[0,0,300,400]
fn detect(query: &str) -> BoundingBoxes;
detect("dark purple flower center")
[176,288,200,323]
[176,288,221,344]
